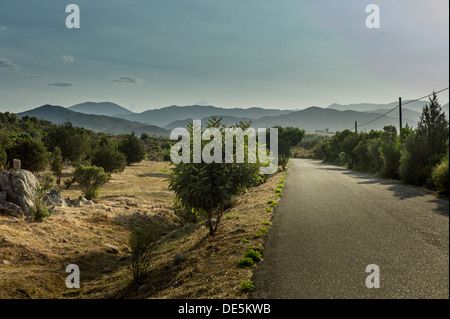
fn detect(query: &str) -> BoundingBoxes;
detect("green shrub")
[168,118,261,236]
[242,239,250,243]
[432,155,449,195]
[275,193,283,197]
[32,173,55,221]
[225,213,237,220]
[274,188,282,193]
[118,132,146,165]
[265,207,272,212]
[50,146,63,184]
[7,135,48,172]
[254,227,269,238]
[73,165,110,199]
[248,246,263,252]
[91,138,127,173]
[244,249,262,262]
[129,223,161,281]
[238,257,255,267]
[240,281,254,293]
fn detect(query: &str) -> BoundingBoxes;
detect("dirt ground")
[0,160,284,299]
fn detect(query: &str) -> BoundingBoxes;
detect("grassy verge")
[0,160,285,299]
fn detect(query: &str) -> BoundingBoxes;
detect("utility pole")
[355,121,358,133]
[399,97,402,132]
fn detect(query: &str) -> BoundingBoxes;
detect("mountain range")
[14,100,449,136]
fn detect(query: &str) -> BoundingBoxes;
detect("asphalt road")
[250,159,449,299]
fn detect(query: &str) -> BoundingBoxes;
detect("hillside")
[252,107,401,132]
[69,102,134,117]
[16,105,169,136]
[118,105,295,127]
[164,115,254,130]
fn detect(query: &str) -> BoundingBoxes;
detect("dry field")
[0,160,284,299]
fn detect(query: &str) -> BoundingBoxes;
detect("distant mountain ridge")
[69,102,134,116]
[17,105,168,136]
[14,100,449,136]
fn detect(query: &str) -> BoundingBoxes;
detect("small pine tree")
[417,92,449,158]
[118,132,146,165]
[50,146,63,184]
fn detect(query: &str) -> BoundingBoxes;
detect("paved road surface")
[250,159,449,299]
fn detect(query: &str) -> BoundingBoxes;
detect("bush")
[379,126,401,179]
[240,281,254,293]
[91,138,127,173]
[168,118,261,236]
[32,173,55,221]
[129,223,161,281]
[50,146,63,184]
[432,155,449,195]
[44,121,91,164]
[244,249,262,262]
[0,144,7,168]
[399,133,431,186]
[118,132,146,165]
[238,257,255,267]
[73,165,110,199]
[7,135,48,172]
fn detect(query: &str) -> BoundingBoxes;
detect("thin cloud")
[0,26,6,32]
[62,55,75,63]
[28,74,49,79]
[47,81,75,87]
[112,76,141,84]
[0,57,19,70]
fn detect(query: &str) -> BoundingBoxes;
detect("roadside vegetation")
[1,112,305,299]
[306,93,449,196]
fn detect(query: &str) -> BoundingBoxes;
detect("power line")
[342,87,449,131]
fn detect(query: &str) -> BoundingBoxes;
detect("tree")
[400,94,449,186]
[399,132,430,186]
[168,118,261,235]
[417,92,449,158]
[73,165,110,199]
[50,146,63,184]
[432,140,449,195]
[44,121,90,165]
[118,132,146,165]
[271,126,305,170]
[379,126,401,179]
[7,135,48,172]
[91,137,127,173]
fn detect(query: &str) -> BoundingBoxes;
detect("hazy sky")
[0,0,448,112]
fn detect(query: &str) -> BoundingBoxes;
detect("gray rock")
[0,200,24,219]
[0,169,39,217]
[2,260,11,265]
[45,189,67,207]
[83,200,94,205]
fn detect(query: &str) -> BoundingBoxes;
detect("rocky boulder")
[0,169,39,218]
[45,189,67,207]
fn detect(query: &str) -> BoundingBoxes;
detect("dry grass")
[0,160,283,299]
